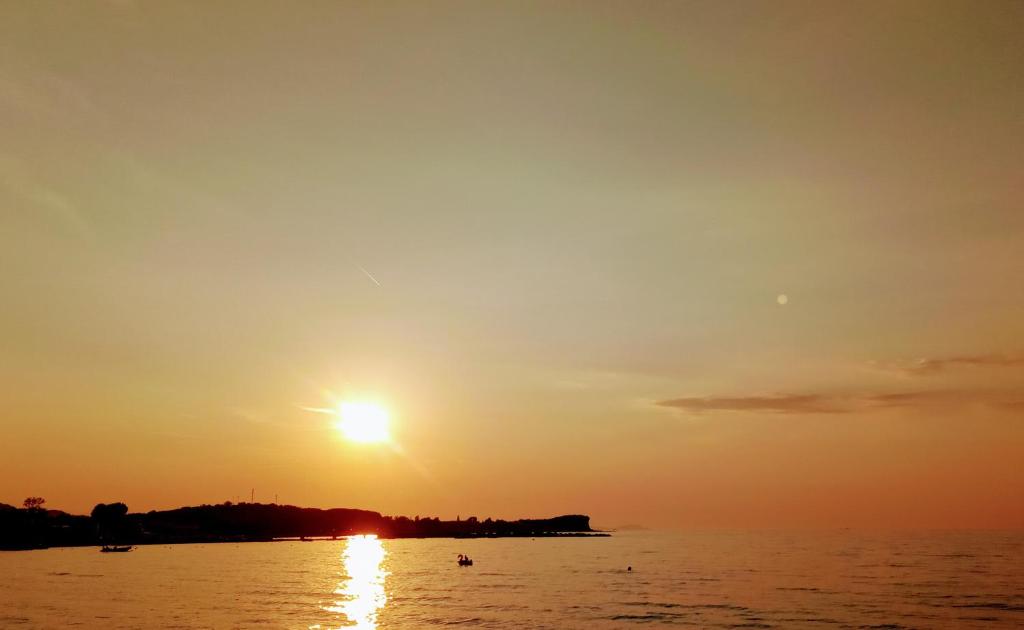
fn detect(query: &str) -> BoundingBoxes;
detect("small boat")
[100,545,134,553]
[457,553,473,566]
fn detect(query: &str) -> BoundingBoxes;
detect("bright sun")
[335,401,390,444]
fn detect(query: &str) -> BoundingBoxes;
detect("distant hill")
[0,501,599,550]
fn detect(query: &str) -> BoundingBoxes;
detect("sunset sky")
[2,1,1022,529]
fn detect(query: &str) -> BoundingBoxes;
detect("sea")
[1,530,1021,629]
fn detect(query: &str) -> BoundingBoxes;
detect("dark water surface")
[1,530,1021,628]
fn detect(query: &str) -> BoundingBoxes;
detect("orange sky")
[1,1,1022,528]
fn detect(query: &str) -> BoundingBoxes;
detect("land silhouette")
[0,497,599,550]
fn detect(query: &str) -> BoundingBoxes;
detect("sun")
[335,401,391,444]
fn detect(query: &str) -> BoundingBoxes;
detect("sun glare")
[336,401,391,444]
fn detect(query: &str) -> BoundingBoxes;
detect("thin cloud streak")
[872,354,1024,376]
[657,394,844,414]
[656,389,1019,415]
[358,265,382,287]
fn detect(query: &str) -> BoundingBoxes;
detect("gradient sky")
[2,1,1022,528]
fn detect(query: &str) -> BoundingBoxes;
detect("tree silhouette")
[23,497,45,511]
[91,502,128,521]
[91,502,129,541]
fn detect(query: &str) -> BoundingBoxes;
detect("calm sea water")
[1,530,1022,629]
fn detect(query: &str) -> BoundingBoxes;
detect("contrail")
[358,265,382,287]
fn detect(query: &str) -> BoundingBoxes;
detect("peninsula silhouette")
[0,498,601,550]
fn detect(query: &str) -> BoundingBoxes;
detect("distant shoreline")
[1,501,603,551]
[3,532,612,552]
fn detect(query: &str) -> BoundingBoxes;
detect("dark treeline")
[0,498,598,550]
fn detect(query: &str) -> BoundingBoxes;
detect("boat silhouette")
[100,545,133,553]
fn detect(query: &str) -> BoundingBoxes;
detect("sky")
[1,1,1022,529]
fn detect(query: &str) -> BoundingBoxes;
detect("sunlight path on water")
[320,535,387,629]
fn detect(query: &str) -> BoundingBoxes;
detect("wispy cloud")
[0,72,99,119]
[656,389,1016,415]
[0,154,93,239]
[871,354,1024,376]
[657,394,844,414]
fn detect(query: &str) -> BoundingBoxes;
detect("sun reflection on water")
[323,535,388,629]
